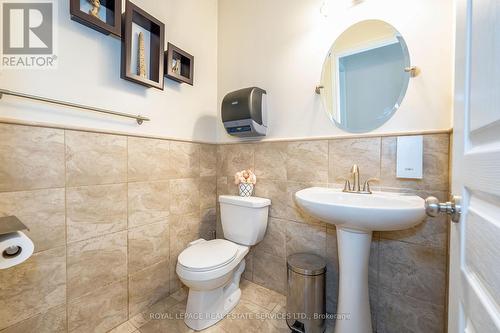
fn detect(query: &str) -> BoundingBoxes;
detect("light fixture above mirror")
[320,0,365,17]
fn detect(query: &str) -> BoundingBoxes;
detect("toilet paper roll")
[0,231,34,269]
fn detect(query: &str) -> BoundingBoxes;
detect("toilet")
[176,195,271,331]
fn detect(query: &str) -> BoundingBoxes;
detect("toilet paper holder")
[0,216,34,264]
[0,216,29,236]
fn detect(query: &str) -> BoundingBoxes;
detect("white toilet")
[176,195,271,331]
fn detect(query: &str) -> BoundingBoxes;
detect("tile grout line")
[374,136,382,330]
[65,223,128,246]
[167,141,173,296]
[326,139,331,258]
[126,136,130,323]
[68,278,128,307]
[379,136,382,183]
[63,129,69,333]
[375,230,380,332]
[0,303,66,332]
[378,285,447,308]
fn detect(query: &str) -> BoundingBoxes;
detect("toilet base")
[184,259,246,331]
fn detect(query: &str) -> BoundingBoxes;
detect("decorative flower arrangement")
[234,169,256,197]
[234,169,257,185]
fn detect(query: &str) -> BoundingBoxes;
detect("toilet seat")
[178,239,239,272]
[177,240,249,285]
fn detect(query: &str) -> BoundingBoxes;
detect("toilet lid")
[178,239,239,272]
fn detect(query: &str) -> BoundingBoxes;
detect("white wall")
[0,0,453,143]
[217,0,454,142]
[0,0,218,143]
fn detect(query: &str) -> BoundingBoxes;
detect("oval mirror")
[320,20,411,133]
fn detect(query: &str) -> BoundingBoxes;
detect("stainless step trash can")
[286,253,326,333]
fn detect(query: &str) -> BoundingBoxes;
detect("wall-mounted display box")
[121,1,165,90]
[70,0,122,38]
[165,43,194,86]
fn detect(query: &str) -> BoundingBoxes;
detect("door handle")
[425,195,461,223]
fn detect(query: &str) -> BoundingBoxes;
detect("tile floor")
[107,279,334,333]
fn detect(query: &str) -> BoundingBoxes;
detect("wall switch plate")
[396,136,423,179]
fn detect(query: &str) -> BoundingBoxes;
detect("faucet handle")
[336,177,351,192]
[362,178,379,193]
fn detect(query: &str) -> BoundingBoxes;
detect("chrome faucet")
[339,164,379,194]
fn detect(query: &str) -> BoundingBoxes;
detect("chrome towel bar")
[0,88,150,125]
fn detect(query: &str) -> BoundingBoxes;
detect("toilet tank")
[219,195,271,246]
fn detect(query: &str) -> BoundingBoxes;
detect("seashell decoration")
[138,32,146,78]
[88,0,101,18]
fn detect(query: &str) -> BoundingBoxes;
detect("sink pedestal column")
[334,227,372,333]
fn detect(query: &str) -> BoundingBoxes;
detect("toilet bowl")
[176,195,271,331]
[176,239,249,330]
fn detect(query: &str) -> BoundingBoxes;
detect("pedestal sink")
[295,187,425,333]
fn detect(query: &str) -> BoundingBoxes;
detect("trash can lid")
[287,253,326,275]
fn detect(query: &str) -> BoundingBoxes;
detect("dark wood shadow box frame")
[70,0,122,38]
[165,43,194,86]
[121,1,165,90]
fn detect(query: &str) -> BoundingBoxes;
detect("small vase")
[239,183,254,197]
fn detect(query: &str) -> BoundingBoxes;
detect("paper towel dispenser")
[221,87,267,137]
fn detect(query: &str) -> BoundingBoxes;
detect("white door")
[449,0,500,332]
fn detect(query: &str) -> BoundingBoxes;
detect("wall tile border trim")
[0,118,218,145]
[218,128,453,145]
[0,117,451,146]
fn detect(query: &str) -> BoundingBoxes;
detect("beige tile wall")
[216,133,450,333]
[0,123,217,333]
[0,121,449,333]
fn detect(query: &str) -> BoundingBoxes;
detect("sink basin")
[295,187,425,232]
[295,187,426,333]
